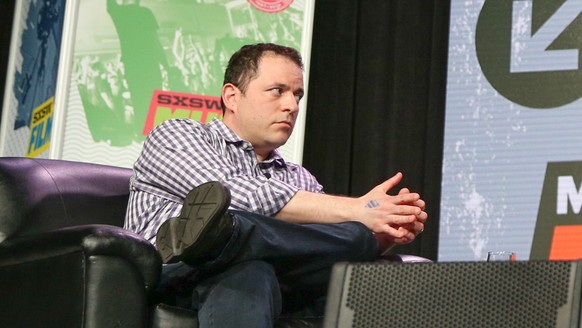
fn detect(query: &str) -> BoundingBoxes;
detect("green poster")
[59,0,313,167]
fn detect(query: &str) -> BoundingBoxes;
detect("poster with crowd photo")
[440,0,582,261]
[0,0,66,158]
[54,0,314,167]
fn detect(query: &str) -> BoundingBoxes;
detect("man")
[125,43,427,327]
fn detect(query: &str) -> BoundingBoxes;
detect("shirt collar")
[208,119,287,167]
[209,118,242,143]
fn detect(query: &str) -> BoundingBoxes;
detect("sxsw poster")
[0,0,65,158]
[58,0,313,167]
[440,0,582,261]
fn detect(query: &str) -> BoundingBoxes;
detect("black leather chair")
[0,157,326,327]
[0,157,172,327]
[0,157,429,327]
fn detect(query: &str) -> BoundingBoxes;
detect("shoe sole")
[157,182,230,263]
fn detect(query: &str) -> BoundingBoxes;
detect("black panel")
[325,261,582,328]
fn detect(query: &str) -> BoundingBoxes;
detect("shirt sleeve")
[133,119,318,216]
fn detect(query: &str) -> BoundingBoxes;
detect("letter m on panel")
[557,176,582,214]
[531,162,582,260]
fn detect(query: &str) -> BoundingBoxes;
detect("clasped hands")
[358,172,428,250]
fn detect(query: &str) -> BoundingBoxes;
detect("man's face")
[224,54,304,159]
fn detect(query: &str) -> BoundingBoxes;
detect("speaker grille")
[340,261,579,328]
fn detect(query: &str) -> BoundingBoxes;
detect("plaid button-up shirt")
[124,118,323,244]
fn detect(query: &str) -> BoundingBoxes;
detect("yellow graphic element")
[27,97,54,158]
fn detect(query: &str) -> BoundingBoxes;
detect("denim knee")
[196,260,282,327]
[336,221,379,262]
[237,260,282,311]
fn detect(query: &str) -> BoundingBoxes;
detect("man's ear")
[222,83,239,114]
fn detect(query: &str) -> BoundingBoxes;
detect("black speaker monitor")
[324,261,582,328]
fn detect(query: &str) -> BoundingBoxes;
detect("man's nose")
[282,93,299,113]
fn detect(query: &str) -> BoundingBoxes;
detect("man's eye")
[271,88,283,95]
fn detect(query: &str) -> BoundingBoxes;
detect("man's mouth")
[275,121,293,128]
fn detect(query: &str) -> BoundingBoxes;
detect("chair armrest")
[0,224,162,291]
[380,253,433,263]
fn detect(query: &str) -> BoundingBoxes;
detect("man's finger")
[377,172,403,193]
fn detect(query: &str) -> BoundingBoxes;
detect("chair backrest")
[324,260,582,328]
[0,157,133,238]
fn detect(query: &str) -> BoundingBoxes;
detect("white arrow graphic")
[510,0,582,73]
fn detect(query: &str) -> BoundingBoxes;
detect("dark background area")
[303,1,449,260]
[0,1,450,260]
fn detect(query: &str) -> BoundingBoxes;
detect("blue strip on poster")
[13,0,65,131]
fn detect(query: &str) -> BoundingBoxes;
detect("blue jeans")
[159,210,379,328]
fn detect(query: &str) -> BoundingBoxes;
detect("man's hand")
[359,173,428,252]
[276,172,427,251]
[356,173,427,234]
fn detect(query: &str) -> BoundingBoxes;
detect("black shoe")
[156,181,233,264]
